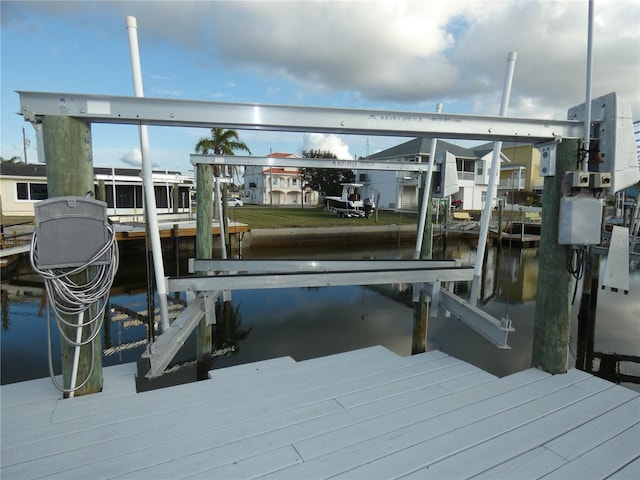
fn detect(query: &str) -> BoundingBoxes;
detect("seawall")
[246,224,417,248]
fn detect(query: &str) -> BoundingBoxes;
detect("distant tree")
[0,156,22,164]
[300,149,355,198]
[194,128,251,181]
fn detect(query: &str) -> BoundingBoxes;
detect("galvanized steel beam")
[422,283,513,348]
[167,266,474,293]
[191,154,431,171]
[17,91,582,142]
[188,258,462,274]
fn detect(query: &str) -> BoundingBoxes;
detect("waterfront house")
[243,153,320,206]
[361,138,514,211]
[0,162,193,218]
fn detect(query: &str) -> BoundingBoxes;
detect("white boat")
[325,183,375,218]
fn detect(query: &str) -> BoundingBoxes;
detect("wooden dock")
[2,346,638,479]
[114,220,249,242]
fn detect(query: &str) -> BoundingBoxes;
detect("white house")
[0,163,193,217]
[361,138,508,211]
[243,153,320,206]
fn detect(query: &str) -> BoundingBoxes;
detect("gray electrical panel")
[557,195,602,245]
[34,196,110,269]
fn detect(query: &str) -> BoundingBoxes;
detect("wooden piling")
[195,163,214,375]
[412,177,433,354]
[531,139,578,374]
[42,116,102,395]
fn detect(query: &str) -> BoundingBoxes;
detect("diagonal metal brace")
[141,294,206,378]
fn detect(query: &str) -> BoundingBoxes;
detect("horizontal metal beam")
[17,91,583,142]
[192,154,429,172]
[189,258,462,274]
[422,283,513,348]
[168,266,474,293]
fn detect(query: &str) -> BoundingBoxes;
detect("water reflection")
[1,239,638,393]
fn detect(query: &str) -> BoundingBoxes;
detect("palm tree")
[194,128,251,179]
[195,128,251,258]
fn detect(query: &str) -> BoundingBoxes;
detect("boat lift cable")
[30,223,119,395]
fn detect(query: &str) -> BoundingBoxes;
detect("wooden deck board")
[540,423,640,479]
[401,385,638,479]
[2,346,638,480]
[1,352,459,469]
[607,457,640,480]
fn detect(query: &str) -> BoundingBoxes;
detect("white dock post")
[125,16,170,332]
[470,52,517,306]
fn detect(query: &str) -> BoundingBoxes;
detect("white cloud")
[120,148,142,167]
[301,133,354,160]
[3,0,639,173]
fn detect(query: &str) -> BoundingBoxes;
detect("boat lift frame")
[17,90,587,374]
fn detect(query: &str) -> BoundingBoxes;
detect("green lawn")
[225,205,418,229]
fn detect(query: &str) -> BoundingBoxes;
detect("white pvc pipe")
[469,52,517,306]
[582,0,595,171]
[68,310,84,398]
[126,16,170,332]
[214,177,227,259]
[414,103,443,259]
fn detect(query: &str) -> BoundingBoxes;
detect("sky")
[1,0,639,175]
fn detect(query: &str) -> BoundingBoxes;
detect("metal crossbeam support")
[188,258,462,274]
[168,266,474,293]
[141,293,218,378]
[193,154,431,172]
[17,91,583,142]
[422,282,513,348]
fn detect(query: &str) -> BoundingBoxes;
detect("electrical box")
[432,150,460,198]
[34,196,110,269]
[568,171,590,188]
[538,143,557,176]
[557,195,602,245]
[567,92,640,192]
[590,172,612,189]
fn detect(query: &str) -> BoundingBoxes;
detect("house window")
[16,182,48,200]
[272,178,279,186]
[16,183,28,200]
[477,165,484,176]
[249,182,257,188]
[291,178,297,186]
[481,191,487,202]
[30,184,48,200]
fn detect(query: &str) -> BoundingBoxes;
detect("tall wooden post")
[195,163,213,376]
[412,176,433,354]
[42,116,102,395]
[97,180,106,203]
[531,139,578,373]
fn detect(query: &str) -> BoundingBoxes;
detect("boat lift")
[17,89,609,377]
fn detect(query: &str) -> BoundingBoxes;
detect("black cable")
[566,245,587,305]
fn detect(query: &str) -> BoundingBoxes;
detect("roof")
[0,162,183,178]
[269,152,301,158]
[367,138,477,161]
[261,167,301,174]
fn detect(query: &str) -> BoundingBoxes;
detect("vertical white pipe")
[68,311,84,398]
[111,166,118,216]
[470,52,517,306]
[582,0,595,171]
[414,103,443,259]
[214,178,227,259]
[126,16,170,332]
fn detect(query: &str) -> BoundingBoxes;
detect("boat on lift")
[325,183,375,218]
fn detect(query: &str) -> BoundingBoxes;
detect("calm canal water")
[2,236,639,392]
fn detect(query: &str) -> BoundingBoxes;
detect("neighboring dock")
[2,346,638,479]
[113,218,249,242]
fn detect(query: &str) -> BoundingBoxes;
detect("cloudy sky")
[1,0,638,173]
